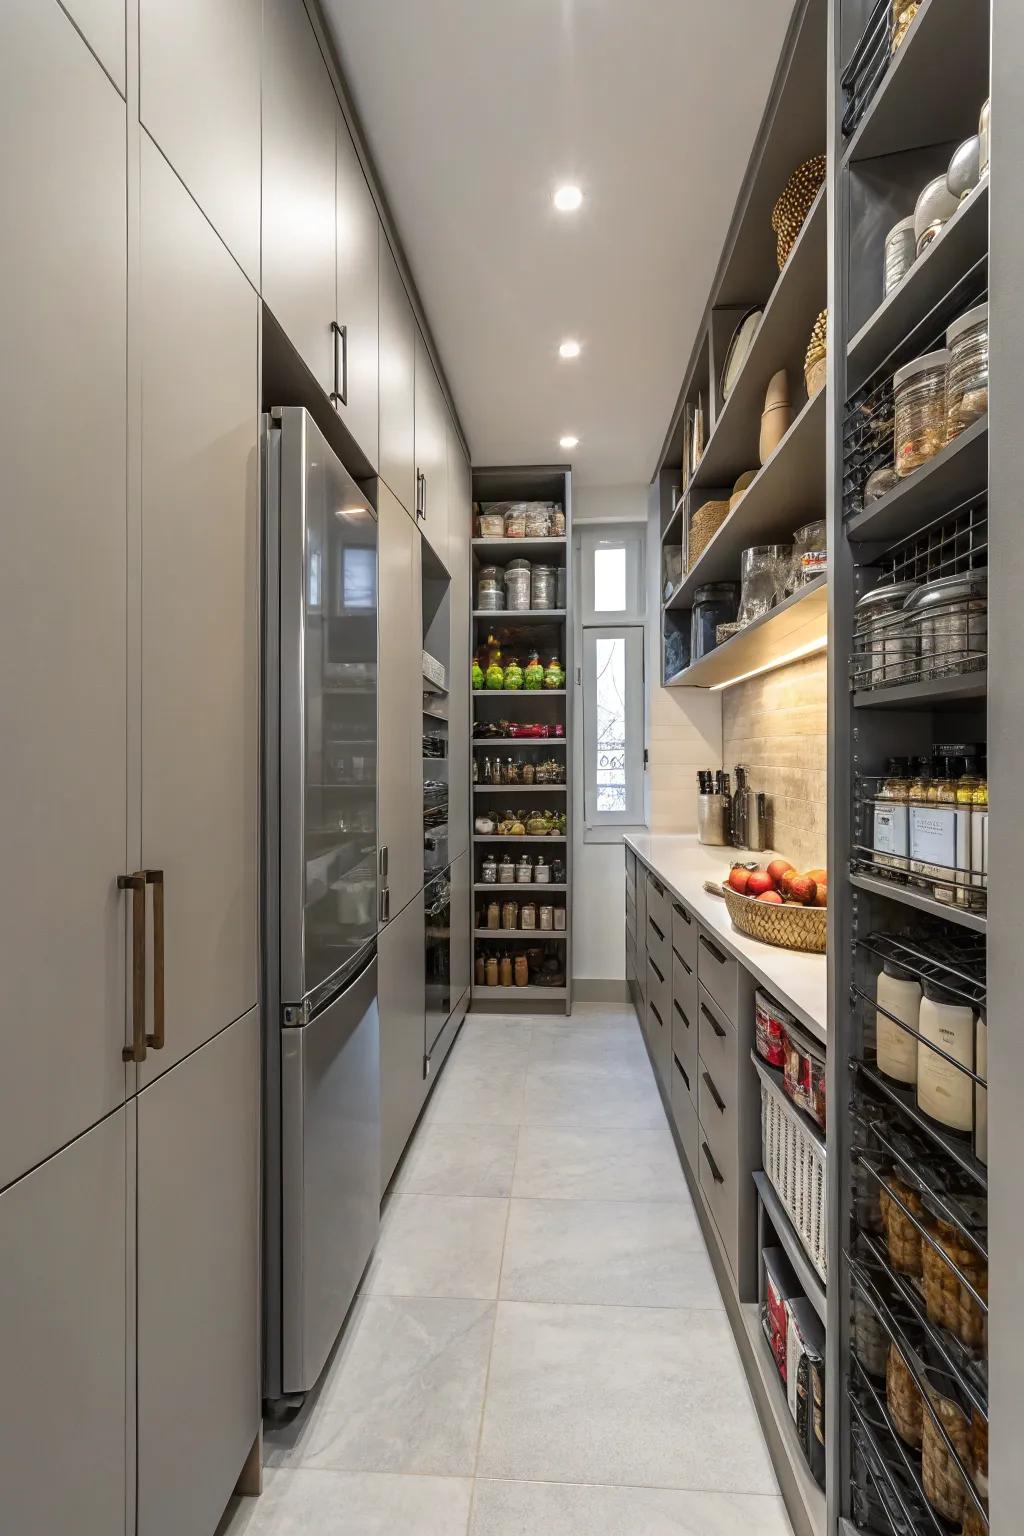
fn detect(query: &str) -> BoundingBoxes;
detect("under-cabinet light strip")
[709,635,828,692]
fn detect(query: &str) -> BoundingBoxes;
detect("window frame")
[581,623,646,829]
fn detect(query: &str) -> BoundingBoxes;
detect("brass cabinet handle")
[144,870,165,1050]
[119,873,147,1063]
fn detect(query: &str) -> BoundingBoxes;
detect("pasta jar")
[946,303,988,441]
[884,215,916,295]
[894,350,949,477]
[504,559,532,611]
[531,564,557,609]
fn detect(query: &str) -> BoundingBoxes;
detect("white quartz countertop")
[625,833,828,1045]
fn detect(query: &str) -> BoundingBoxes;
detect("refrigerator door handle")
[144,869,165,1050]
[118,872,147,1063]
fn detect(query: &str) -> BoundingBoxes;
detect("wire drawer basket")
[757,1059,827,1282]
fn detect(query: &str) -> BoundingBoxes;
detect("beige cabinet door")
[138,138,259,1087]
[0,0,128,1189]
[378,228,416,514]
[377,485,424,921]
[0,1110,128,1536]
[62,0,126,93]
[378,889,427,1194]
[140,0,261,285]
[447,429,471,861]
[335,113,380,467]
[137,1009,260,1536]
[415,330,450,568]
[261,0,337,394]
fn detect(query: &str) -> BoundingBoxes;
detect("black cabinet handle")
[673,1055,690,1092]
[650,878,664,897]
[700,1001,727,1039]
[649,916,665,942]
[416,469,426,520]
[672,902,692,926]
[650,1002,664,1029]
[672,947,692,974]
[700,1142,724,1184]
[330,320,348,407]
[649,957,664,984]
[672,998,691,1030]
[702,1070,725,1113]
[700,934,727,966]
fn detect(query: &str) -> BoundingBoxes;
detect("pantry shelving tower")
[468,466,573,1014]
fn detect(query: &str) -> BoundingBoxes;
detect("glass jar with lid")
[501,899,519,930]
[884,215,917,295]
[553,906,566,930]
[894,350,949,477]
[476,565,505,611]
[523,504,551,538]
[690,582,739,660]
[504,559,532,611]
[946,303,988,441]
[520,901,537,931]
[531,564,557,609]
[538,904,554,931]
[484,954,499,986]
[481,853,498,883]
[503,504,527,539]
[534,855,550,884]
[902,571,987,678]
[515,855,533,884]
[853,580,919,687]
[513,953,529,987]
[498,854,515,884]
[478,506,505,538]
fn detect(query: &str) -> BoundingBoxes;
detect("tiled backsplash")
[647,683,722,833]
[721,650,827,871]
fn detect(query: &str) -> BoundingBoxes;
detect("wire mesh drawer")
[759,1065,827,1281]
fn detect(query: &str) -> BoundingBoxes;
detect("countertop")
[625,833,828,1045]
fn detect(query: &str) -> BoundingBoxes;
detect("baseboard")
[572,978,630,1003]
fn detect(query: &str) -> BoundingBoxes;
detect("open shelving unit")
[469,466,573,1012]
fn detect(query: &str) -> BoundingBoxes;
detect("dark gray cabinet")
[378,227,417,514]
[378,890,427,1194]
[447,429,471,861]
[335,112,380,468]
[415,330,450,566]
[261,0,337,395]
[139,0,261,285]
[377,484,424,920]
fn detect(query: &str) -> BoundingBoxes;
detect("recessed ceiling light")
[553,184,583,212]
[558,339,581,360]
[559,435,579,450]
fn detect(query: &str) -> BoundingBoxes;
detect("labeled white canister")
[916,982,975,1132]
[876,961,921,1085]
[975,1014,987,1165]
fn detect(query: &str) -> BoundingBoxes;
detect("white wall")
[573,483,648,525]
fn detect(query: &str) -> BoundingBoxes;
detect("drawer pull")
[673,1055,690,1092]
[650,1002,664,1029]
[700,1001,727,1039]
[672,902,692,925]
[700,1141,724,1184]
[702,1070,726,1113]
[649,957,665,984]
[672,947,692,974]
[650,877,664,896]
[700,934,728,966]
[649,916,665,943]
[672,999,691,1030]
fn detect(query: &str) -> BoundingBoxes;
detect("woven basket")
[771,155,826,269]
[804,308,828,397]
[721,884,826,954]
[756,1056,827,1280]
[687,499,730,568]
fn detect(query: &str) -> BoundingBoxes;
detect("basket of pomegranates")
[720,859,827,954]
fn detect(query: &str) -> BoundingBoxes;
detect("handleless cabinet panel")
[377,485,423,919]
[140,0,261,286]
[415,330,450,567]
[0,1110,127,1535]
[138,139,259,1087]
[62,0,126,93]
[137,1009,260,1536]
[447,432,471,861]
[378,229,417,514]
[379,890,427,1194]
[0,0,128,1188]
[262,0,337,395]
[450,851,472,1009]
[335,116,379,467]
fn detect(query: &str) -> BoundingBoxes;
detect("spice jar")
[485,954,499,987]
[514,953,529,987]
[531,564,557,609]
[515,855,533,884]
[503,504,526,539]
[499,954,513,987]
[916,982,975,1132]
[476,565,505,611]
[538,903,553,931]
[884,215,917,295]
[485,899,501,930]
[501,899,518,931]
[946,303,989,441]
[498,855,515,884]
[886,1343,923,1447]
[921,1379,971,1523]
[894,350,949,476]
[880,1173,925,1276]
[854,581,919,687]
[520,902,537,931]
[504,559,532,611]
[523,504,551,538]
[481,854,498,884]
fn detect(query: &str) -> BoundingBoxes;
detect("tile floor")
[219,1004,793,1536]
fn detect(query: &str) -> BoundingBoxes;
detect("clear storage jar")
[894,350,949,477]
[478,507,506,538]
[791,520,828,587]
[853,580,919,686]
[884,215,917,295]
[523,504,551,537]
[946,304,988,441]
[531,564,557,609]
[550,506,566,536]
[504,559,532,611]
[476,565,505,611]
[503,504,527,539]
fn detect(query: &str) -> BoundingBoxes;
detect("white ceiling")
[323,0,796,488]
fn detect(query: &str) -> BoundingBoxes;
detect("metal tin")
[854,581,920,686]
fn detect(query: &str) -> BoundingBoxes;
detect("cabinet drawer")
[696,1074,740,1285]
[698,1057,732,1140]
[670,1055,699,1172]
[646,984,671,1086]
[672,942,697,1022]
[646,954,669,1034]
[697,984,738,1092]
[697,926,741,1022]
[625,846,637,888]
[671,899,698,971]
[671,970,697,1088]
[646,908,669,976]
[646,873,670,942]
[625,893,636,944]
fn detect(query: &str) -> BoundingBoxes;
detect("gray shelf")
[740,1303,826,1536]
[472,609,566,620]
[669,388,826,609]
[852,668,987,709]
[754,1170,827,1325]
[847,180,988,393]
[472,834,567,844]
[666,578,827,689]
[473,689,567,699]
[471,536,567,561]
[842,0,990,166]
[849,870,987,933]
[474,882,567,893]
[472,737,566,748]
[474,783,567,793]
[473,929,566,942]
[845,416,987,544]
[471,984,568,1001]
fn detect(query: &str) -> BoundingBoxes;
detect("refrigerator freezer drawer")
[280,954,380,1395]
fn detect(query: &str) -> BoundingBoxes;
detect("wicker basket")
[804,308,828,397]
[757,1056,827,1280]
[771,155,826,269]
[687,499,730,568]
[720,884,826,953]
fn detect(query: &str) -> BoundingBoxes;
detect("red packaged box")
[762,1247,801,1380]
[755,988,794,1069]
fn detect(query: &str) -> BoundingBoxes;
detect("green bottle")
[524,649,544,690]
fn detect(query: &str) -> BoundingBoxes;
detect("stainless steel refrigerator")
[262,406,380,1401]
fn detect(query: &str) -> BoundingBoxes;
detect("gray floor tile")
[363,1195,508,1300]
[425,1060,526,1126]
[477,1301,778,1493]
[219,1468,473,1535]
[395,1123,519,1198]
[470,1480,793,1535]
[500,1197,720,1308]
[513,1124,688,1202]
[269,1296,494,1476]
[454,1018,534,1069]
[523,1062,664,1128]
